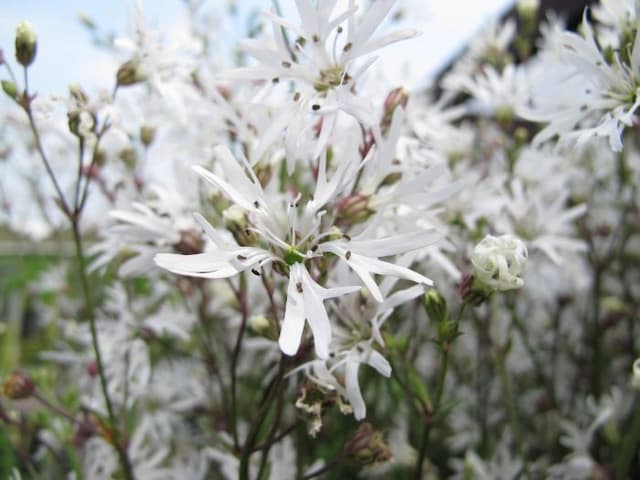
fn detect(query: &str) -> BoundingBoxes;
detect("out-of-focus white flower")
[471,234,527,291]
[519,10,640,152]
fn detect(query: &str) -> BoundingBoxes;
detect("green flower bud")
[423,289,448,324]
[15,21,37,67]
[116,59,146,87]
[1,80,18,100]
[67,110,81,136]
[140,125,156,147]
[249,314,271,336]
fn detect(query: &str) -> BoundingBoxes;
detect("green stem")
[71,222,135,480]
[23,97,71,217]
[616,395,640,478]
[591,267,603,399]
[301,452,347,480]
[21,67,134,479]
[414,346,449,480]
[230,274,249,450]
[495,350,529,479]
[511,308,556,406]
[414,303,465,480]
[73,138,85,211]
[239,358,286,480]
[256,363,287,479]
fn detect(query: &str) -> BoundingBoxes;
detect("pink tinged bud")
[457,273,492,306]
[335,193,375,226]
[86,359,98,378]
[383,87,409,113]
[1,371,35,399]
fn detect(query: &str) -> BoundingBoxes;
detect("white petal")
[367,350,391,377]
[279,273,306,356]
[345,357,366,420]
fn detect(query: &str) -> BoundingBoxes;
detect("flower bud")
[471,234,527,292]
[116,59,146,87]
[457,273,493,306]
[335,193,375,227]
[249,314,270,335]
[140,125,156,147]
[1,80,18,100]
[345,423,392,466]
[423,289,448,324]
[383,87,409,114]
[67,110,81,136]
[15,21,37,67]
[381,87,409,133]
[223,205,257,246]
[174,229,204,255]
[1,371,35,400]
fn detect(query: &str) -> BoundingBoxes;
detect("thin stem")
[71,222,135,480]
[414,345,449,480]
[22,80,71,217]
[256,366,287,479]
[591,267,603,399]
[616,395,640,478]
[3,61,18,84]
[78,121,110,213]
[511,306,557,407]
[414,303,465,480]
[22,66,28,96]
[230,274,249,450]
[32,391,81,425]
[239,357,286,480]
[495,349,529,478]
[250,421,299,453]
[271,0,297,62]
[301,452,347,480]
[73,137,86,211]
[20,69,133,479]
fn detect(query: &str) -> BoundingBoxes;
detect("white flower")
[155,146,435,359]
[221,0,418,166]
[471,234,527,291]
[225,0,417,90]
[91,184,201,276]
[519,11,640,152]
[294,284,425,419]
[279,263,359,359]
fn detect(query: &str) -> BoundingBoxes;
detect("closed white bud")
[15,21,37,67]
[471,234,527,291]
[249,314,270,334]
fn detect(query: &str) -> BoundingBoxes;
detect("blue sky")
[1,0,514,94]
